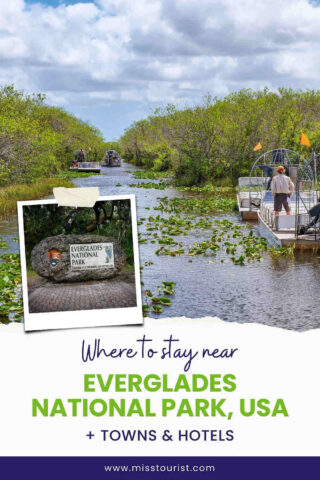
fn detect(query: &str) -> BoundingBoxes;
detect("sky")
[1,0,320,140]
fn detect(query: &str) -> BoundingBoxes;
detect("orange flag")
[300,133,310,147]
[253,142,262,151]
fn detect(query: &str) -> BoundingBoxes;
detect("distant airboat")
[101,150,122,167]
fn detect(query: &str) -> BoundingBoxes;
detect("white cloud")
[1,0,320,136]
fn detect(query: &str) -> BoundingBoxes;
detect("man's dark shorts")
[274,193,290,212]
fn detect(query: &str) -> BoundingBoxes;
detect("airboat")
[69,162,101,173]
[101,150,122,167]
[240,148,320,249]
[69,149,101,173]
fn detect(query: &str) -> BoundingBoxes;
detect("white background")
[0,316,319,456]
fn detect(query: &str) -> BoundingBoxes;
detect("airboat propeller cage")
[250,148,309,184]
[247,148,310,210]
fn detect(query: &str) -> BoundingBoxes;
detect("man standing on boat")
[78,149,85,162]
[271,165,295,216]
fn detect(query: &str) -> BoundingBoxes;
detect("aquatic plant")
[161,281,175,295]
[129,182,170,190]
[188,240,220,256]
[155,195,237,214]
[176,185,235,194]
[158,297,172,306]
[142,280,176,316]
[151,297,161,304]
[57,171,100,180]
[269,245,295,256]
[155,247,185,256]
[158,236,179,246]
[0,239,8,249]
[152,305,163,314]
[0,252,23,323]
[131,171,172,180]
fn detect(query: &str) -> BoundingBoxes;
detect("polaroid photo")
[17,194,142,331]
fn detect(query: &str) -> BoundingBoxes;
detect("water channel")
[1,162,320,331]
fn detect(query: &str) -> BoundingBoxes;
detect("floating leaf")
[158,297,172,306]
[151,297,161,304]
[162,281,176,287]
[152,305,163,314]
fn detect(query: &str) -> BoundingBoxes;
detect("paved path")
[28,277,137,313]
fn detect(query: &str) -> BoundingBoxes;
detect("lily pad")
[158,297,172,306]
[151,297,161,304]
[152,305,163,314]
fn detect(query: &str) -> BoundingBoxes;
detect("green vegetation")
[129,181,170,190]
[139,197,268,266]
[120,88,320,185]
[131,171,172,180]
[0,252,23,324]
[0,85,106,187]
[143,281,176,316]
[176,185,235,194]
[269,245,295,256]
[57,171,101,180]
[155,195,237,214]
[0,178,74,220]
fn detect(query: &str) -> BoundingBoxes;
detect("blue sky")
[26,1,93,5]
[2,1,320,141]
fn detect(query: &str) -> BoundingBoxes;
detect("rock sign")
[31,234,126,282]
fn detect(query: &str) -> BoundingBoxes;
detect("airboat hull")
[101,163,121,167]
[236,193,259,220]
[69,162,101,173]
[258,211,320,249]
[258,211,282,248]
[237,192,258,222]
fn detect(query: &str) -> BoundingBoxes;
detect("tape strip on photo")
[53,187,99,208]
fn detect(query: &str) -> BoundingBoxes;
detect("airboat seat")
[262,191,273,203]
[241,198,250,208]
[275,214,295,230]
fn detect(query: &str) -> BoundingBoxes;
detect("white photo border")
[17,195,143,331]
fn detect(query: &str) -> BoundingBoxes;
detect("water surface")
[1,164,319,331]
[73,164,320,331]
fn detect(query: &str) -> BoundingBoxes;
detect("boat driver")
[271,165,295,216]
[78,149,85,162]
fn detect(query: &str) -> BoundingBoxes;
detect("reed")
[0,178,74,220]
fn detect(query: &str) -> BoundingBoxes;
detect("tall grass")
[0,178,74,220]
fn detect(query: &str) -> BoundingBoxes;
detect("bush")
[119,88,320,185]
[0,85,107,186]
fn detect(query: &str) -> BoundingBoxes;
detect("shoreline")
[0,177,75,220]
